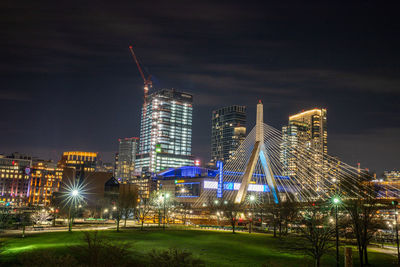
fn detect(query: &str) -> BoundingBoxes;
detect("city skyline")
[1,1,400,174]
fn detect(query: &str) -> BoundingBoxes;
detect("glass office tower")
[211,105,246,164]
[115,137,139,181]
[135,89,194,173]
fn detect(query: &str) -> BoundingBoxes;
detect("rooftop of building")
[148,88,193,103]
[289,108,327,120]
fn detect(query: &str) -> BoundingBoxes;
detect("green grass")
[1,229,397,266]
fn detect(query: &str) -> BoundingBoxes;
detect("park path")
[369,245,398,256]
[0,225,114,237]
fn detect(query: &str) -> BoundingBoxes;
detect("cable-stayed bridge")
[195,101,398,207]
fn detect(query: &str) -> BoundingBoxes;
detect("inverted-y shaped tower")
[235,100,280,204]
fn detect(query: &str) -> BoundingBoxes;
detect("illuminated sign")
[204,181,270,192]
[155,144,162,153]
[216,161,223,198]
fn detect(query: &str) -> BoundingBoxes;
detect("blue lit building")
[156,166,299,204]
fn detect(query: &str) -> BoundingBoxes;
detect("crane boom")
[129,45,146,83]
[129,45,152,102]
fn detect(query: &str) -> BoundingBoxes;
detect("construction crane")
[129,45,152,103]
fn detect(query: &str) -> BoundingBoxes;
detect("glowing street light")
[332,196,341,267]
[68,188,81,232]
[72,189,79,197]
[333,197,340,205]
[392,200,400,264]
[249,195,256,233]
[61,179,87,232]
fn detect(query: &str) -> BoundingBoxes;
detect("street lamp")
[68,189,81,232]
[332,196,341,267]
[249,195,256,233]
[392,200,400,265]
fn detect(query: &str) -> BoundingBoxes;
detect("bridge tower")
[234,100,280,204]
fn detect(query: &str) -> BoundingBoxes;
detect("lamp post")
[392,200,400,265]
[333,197,341,267]
[249,195,256,233]
[162,193,170,230]
[68,189,80,232]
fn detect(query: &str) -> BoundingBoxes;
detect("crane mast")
[129,45,152,103]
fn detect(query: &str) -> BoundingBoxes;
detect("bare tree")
[209,198,242,234]
[111,186,139,232]
[292,205,335,267]
[50,193,63,226]
[281,200,298,235]
[19,209,33,238]
[0,206,13,232]
[344,197,382,266]
[178,203,192,225]
[118,190,138,228]
[137,196,152,230]
[113,205,123,232]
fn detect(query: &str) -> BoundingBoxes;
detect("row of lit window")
[0,169,23,173]
[0,174,29,179]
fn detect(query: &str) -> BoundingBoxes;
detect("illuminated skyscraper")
[281,108,327,188]
[115,137,138,181]
[211,105,246,164]
[135,89,194,173]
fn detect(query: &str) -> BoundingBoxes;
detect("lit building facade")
[0,156,31,206]
[115,137,139,181]
[135,89,194,173]
[280,108,327,188]
[384,170,400,182]
[58,151,97,181]
[211,105,246,164]
[124,175,158,199]
[28,161,63,206]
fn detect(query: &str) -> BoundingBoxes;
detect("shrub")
[18,250,78,266]
[147,248,204,267]
[69,231,141,267]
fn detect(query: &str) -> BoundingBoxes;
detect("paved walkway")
[369,245,398,256]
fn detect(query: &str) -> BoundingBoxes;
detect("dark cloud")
[1,0,400,174]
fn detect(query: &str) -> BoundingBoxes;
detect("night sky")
[1,1,399,175]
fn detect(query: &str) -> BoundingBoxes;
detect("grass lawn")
[1,228,397,266]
